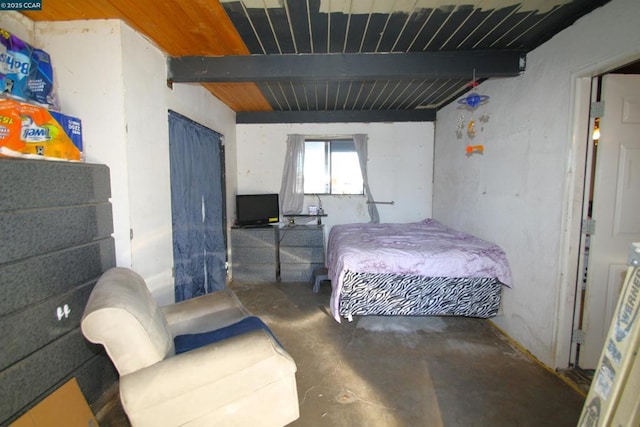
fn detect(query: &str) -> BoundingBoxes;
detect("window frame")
[303,137,364,196]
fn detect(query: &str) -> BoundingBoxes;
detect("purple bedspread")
[327,219,512,322]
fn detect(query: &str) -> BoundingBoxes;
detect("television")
[235,193,280,227]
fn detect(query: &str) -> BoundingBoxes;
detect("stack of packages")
[0,28,83,161]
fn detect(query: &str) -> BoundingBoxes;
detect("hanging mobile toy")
[466,144,484,155]
[456,115,466,139]
[456,70,490,155]
[457,79,490,111]
[467,120,476,138]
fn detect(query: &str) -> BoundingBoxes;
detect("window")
[303,138,363,195]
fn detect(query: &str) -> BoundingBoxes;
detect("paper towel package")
[0,98,83,161]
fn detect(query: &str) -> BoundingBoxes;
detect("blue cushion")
[174,316,281,354]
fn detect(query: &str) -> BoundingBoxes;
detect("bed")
[327,219,512,322]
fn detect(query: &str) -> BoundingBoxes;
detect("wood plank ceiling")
[23,0,611,123]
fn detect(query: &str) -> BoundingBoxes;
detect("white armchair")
[81,267,299,426]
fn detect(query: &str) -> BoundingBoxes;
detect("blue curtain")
[169,111,226,302]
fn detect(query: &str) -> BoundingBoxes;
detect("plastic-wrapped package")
[0,28,58,109]
[0,98,83,161]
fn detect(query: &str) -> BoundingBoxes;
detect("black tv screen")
[236,193,280,227]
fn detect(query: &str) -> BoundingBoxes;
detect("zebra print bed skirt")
[339,270,503,319]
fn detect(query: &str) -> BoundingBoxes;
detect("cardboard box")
[10,378,98,427]
[0,98,83,161]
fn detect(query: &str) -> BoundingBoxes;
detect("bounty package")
[0,98,83,161]
[0,28,56,108]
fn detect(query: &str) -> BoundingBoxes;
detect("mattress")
[327,219,512,322]
[339,271,503,320]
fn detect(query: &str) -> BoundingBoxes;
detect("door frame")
[555,53,640,369]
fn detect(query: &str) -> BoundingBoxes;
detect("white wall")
[34,20,133,271]
[433,0,640,368]
[0,12,32,41]
[236,122,434,235]
[120,25,237,304]
[0,15,238,305]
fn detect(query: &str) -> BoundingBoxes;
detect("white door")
[580,74,640,368]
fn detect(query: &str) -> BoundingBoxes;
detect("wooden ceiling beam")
[168,50,526,83]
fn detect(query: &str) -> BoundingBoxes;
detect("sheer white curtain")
[354,134,380,223]
[280,133,379,223]
[279,134,305,215]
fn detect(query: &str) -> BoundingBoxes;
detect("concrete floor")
[97,281,586,426]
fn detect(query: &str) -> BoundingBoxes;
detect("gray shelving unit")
[230,226,279,282]
[230,224,325,284]
[279,225,325,282]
